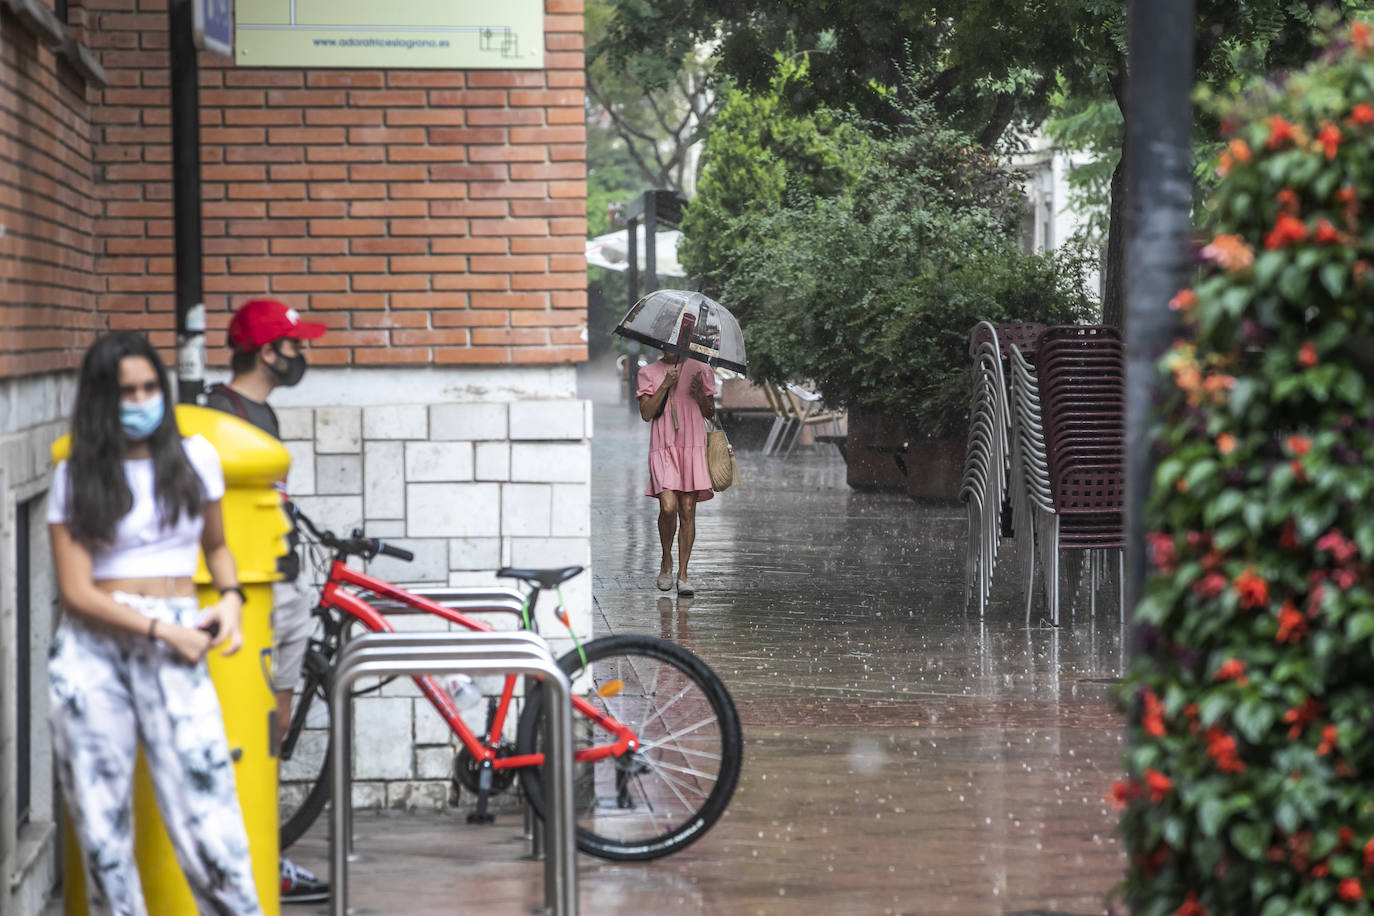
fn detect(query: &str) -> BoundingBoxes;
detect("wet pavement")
[291,358,1129,915]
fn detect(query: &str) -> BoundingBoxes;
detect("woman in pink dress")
[637,351,717,596]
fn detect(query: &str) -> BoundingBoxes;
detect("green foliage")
[586,123,642,237]
[1120,20,1374,915]
[694,74,1095,437]
[597,0,1088,145]
[585,0,715,196]
[1043,87,1122,245]
[678,57,872,300]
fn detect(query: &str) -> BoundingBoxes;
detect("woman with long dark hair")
[47,332,262,915]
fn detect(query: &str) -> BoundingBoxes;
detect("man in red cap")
[208,299,329,904]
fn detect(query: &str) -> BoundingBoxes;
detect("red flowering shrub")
[1122,21,1374,916]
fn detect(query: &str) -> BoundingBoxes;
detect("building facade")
[1,1,589,911]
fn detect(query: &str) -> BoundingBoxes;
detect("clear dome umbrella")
[612,289,747,375]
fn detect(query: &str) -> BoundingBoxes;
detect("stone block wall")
[267,373,592,810]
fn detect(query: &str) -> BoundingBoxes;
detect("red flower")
[1355,21,1373,51]
[1145,767,1174,803]
[1313,863,1331,878]
[1341,827,1355,846]
[1338,186,1362,231]
[1169,288,1198,312]
[1277,602,1308,645]
[1319,122,1342,159]
[1110,778,1141,810]
[1314,219,1343,244]
[1279,520,1300,550]
[1205,727,1246,773]
[1148,532,1178,574]
[1316,530,1359,564]
[1193,572,1228,600]
[1298,341,1318,367]
[1200,234,1255,271]
[1276,187,1301,215]
[1143,688,1167,738]
[1265,212,1308,249]
[1145,843,1171,875]
[1340,878,1364,902]
[1318,724,1339,756]
[1214,658,1248,684]
[1235,568,1270,610]
[1286,435,1313,456]
[1176,890,1208,916]
[1363,836,1374,868]
[1283,697,1321,739]
[1307,582,1327,616]
[1267,115,1298,150]
[1353,103,1374,125]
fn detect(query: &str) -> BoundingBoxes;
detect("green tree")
[600,0,1374,328]
[677,57,872,299]
[697,78,1095,435]
[598,0,1084,147]
[1052,0,1374,326]
[585,0,715,197]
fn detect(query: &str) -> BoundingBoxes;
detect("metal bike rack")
[330,632,577,916]
[332,631,557,860]
[343,586,556,862]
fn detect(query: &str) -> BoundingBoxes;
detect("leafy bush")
[1119,21,1374,916]
[689,71,1096,436]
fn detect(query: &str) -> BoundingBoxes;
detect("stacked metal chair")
[964,322,1125,625]
[1034,326,1125,623]
[960,323,1011,615]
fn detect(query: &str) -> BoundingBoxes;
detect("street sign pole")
[170,0,205,403]
[170,0,231,403]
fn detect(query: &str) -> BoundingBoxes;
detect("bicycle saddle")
[497,565,584,588]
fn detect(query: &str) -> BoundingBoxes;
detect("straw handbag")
[706,418,742,492]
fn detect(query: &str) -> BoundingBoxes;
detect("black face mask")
[267,343,307,387]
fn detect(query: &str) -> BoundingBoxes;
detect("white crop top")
[47,435,226,580]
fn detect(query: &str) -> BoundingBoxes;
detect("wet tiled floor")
[292,359,1128,915]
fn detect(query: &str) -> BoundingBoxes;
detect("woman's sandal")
[676,578,695,597]
[656,572,674,591]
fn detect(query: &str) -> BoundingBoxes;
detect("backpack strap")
[206,382,280,432]
[206,382,250,420]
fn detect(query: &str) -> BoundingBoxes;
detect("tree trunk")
[1102,152,1127,328]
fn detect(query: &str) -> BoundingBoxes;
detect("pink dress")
[637,358,717,502]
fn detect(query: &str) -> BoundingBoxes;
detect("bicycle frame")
[320,559,639,773]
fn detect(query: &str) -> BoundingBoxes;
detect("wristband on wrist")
[147,617,158,643]
[220,586,247,606]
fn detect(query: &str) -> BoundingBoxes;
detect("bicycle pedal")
[466,812,496,825]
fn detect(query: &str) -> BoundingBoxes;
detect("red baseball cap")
[228,299,327,351]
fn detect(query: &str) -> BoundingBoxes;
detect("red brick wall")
[0,11,101,379]
[5,0,588,380]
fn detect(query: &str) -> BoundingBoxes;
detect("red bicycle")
[277,506,742,861]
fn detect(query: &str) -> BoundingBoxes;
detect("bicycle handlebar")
[288,502,414,563]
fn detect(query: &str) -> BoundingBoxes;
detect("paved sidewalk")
[291,359,1127,915]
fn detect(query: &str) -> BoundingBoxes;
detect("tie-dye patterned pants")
[48,592,263,916]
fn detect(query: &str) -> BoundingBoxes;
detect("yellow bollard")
[55,405,288,916]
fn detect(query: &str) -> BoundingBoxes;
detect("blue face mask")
[121,393,165,441]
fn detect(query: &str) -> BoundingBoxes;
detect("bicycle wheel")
[279,640,334,851]
[516,634,743,861]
